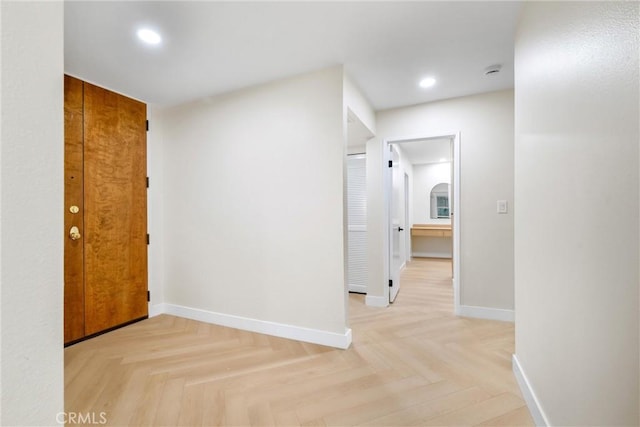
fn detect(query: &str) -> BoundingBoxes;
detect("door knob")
[398,227,404,232]
[69,226,81,241]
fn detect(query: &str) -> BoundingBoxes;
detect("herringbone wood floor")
[65,258,533,426]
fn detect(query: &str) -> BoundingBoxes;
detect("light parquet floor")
[65,258,534,426]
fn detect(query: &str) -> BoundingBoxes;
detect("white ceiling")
[65,1,522,111]
[394,138,452,165]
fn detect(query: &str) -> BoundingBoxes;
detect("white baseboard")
[149,303,166,317]
[365,295,389,307]
[512,354,549,426]
[411,251,452,259]
[458,305,514,322]
[161,303,352,349]
[348,284,367,294]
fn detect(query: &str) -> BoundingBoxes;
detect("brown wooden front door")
[64,75,148,344]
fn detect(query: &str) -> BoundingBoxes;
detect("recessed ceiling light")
[137,28,162,45]
[419,77,436,89]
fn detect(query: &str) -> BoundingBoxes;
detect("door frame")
[388,144,402,302]
[383,131,461,314]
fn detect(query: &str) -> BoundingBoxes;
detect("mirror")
[430,183,450,219]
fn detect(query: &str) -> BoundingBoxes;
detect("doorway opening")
[345,109,375,301]
[384,133,461,312]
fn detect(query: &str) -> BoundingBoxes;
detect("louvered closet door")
[347,155,367,293]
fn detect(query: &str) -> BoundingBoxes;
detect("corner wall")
[1,2,64,424]
[514,2,639,425]
[158,67,350,347]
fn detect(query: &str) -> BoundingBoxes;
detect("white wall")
[514,3,639,425]
[368,90,514,312]
[158,67,350,346]
[0,2,64,425]
[344,74,376,138]
[147,106,166,315]
[365,137,387,307]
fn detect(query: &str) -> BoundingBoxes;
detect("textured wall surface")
[1,2,64,425]
[515,2,639,425]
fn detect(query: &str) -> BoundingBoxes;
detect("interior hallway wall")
[0,2,64,424]
[514,2,639,425]
[158,67,349,345]
[367,90,514,313]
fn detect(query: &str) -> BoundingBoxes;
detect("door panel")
[64,75,85,343]
[83,82,148,335]
[450,138,454,277]
[347,155,367,293]
[389,145,401,302]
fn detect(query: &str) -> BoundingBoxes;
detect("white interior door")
[404,172,410,264]
[389,145,402,302]
[347,154,367,293]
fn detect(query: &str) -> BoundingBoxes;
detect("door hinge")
[388,160,392,168]
[146,176,150,188]
[147,291,150,302]
[389,279,393,287]
[146,120,149,131]
[146,234,150,245]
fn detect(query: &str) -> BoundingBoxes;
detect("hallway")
[64,258,533,426]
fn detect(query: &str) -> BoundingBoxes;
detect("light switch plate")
[497,200,508,214]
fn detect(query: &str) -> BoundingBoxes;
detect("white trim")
[458,305,514,322]
[348,284,367,293]
[382,140,391,304]
[452,132,461,315]
[161,303,352,349]
[148,303,166,317]
[411,251,452,259]
[365,295,389,307]
[512,354,550,426]
[453,277,461,315]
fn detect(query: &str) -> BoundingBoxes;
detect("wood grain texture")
[64,75,86,343]
[411,224,452,238]
[65,258,533,426]
[82,82,148,336]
